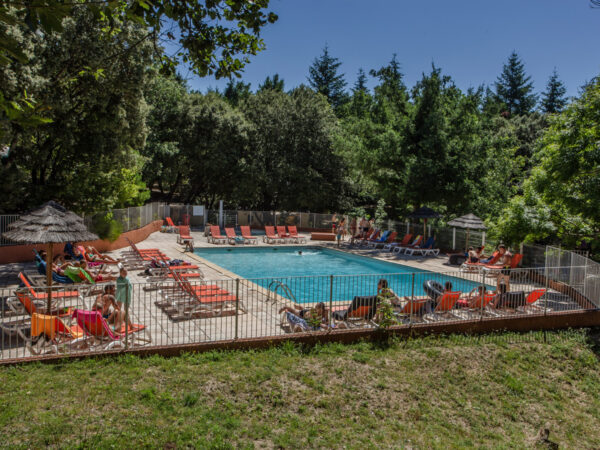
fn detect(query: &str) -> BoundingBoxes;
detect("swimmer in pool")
[298,250,302,255]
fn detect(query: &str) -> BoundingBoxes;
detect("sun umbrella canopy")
[2,201,98,244]
[447,213,487,231]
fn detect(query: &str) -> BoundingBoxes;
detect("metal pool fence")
[0,265,595,362]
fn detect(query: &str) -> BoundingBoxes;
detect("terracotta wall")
[0,220,163,264]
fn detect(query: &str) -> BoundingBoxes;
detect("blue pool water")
[196,246,486,304]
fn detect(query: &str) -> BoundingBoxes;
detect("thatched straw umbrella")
[408,207,441,238]
[448,213,487,251]
[2,201,98,313]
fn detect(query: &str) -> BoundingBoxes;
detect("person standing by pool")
[115,265,133,330]
[336,218,346,246]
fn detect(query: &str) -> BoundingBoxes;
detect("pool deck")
[0,230,573,360]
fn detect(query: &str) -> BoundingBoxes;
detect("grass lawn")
[1,330,600,448]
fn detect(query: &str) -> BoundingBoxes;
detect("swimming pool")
[195,246,487,304]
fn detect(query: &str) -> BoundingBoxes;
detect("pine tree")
[353,68,368,93]
[307,45,348,111]
[540,69,567,114]
[494,52,537,115]
[348,68,372,117]
[258,74,284,92]
[223,80,251,106]
[369,54,409,122]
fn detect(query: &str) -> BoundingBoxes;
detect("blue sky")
[180,0,600,98]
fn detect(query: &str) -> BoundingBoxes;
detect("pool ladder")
[267,280,298,304]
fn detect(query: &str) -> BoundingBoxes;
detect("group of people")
[280,266,524,332]
[331,215,347,246]
[34,242,134,331]
[467,244,513,291]
[36,242,123,285]
[91,270,133,331]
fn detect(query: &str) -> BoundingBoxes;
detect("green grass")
[2,330,600,448]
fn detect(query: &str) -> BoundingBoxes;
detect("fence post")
[125,285,131,350]
[329,275,334,329]
[235,278,239,340]
[406,221,409,235]
[409,273,415,326]
[480,269,486,320]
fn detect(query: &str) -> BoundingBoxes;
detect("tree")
[354,68,368,93]
[0,1,277,141]
[346,68,372,118]
[141,73,188,202]
[495,52,537,115]
[494,76,600,247]
[307,45,348,112]
[242,87,349,210]
[369,54,410,124]
[540,69,568,114]
[405,67,485,214]
[223,80,252,107]
[258,74,284,92]
[0,9,153,213]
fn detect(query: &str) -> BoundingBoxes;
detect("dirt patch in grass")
[1,330,599,448]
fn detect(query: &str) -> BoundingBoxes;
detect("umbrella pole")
[46,244,53,314]
[423,219,427,238]
[465,229,470,252]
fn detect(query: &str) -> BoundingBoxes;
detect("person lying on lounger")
[79,260,116,283]
[85,246,120,264]
[279,302,329,332]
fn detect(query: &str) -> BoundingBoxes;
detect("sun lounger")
[208,226,228,244]
[422,291,461,322]
[25,313,87,355]
[332,295,378,326]
[276,226,295,243]
[17,272,81,301]
[225,227,243,245]
[240,226,258,244]
[370,231,398,249]
[71,309,150,349]
[359,229,380,246]
[165,217,177,232]
[482,253,523,277]
[177,226,193,244]
[263,226,283,244]
[392,235,422,254]
[405,236,439,256]
[460,251,500,272]
[367,230,390,248]
[383,233,412,252]
[287,225,306,243]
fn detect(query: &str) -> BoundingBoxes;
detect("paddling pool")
[195,246,487,304]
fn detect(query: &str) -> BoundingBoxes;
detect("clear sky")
[180,0,600,98]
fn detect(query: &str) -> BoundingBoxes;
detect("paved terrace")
[0,230,579,360]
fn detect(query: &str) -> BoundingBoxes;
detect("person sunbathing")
[85,246,120,264]
[279,303,329,332]
[78,260,116,283]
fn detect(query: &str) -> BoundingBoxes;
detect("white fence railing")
[545,246,600,307]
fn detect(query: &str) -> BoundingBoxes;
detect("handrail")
[267,280,298,304]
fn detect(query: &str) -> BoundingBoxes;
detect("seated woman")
[279,302,329,332]
[84,246,120,264]
[92,284,124,327]
[465,285,491,308]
